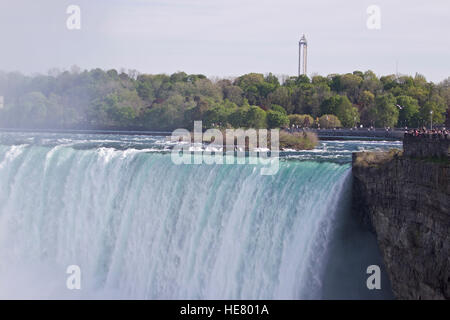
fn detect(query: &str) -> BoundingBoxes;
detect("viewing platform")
[403,132,450,159]
[310,128,404,140]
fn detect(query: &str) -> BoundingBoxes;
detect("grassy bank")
[279,131,319,150]
[180,129,319,151]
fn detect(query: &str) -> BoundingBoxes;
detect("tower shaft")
[298,34,308,76]
[302,44,307,75]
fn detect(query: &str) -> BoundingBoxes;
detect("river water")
[0,132,400,299]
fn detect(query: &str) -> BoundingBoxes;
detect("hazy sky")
[0,0,449,82]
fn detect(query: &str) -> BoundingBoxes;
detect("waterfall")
[0,143,355,299]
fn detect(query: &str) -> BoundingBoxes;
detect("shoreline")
[0,127,402,141]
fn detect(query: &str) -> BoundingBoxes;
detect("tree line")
[0,68,448,131]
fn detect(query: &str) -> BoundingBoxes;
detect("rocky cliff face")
[352,151,450,300]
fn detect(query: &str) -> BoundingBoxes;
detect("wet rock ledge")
[352,145,449,300]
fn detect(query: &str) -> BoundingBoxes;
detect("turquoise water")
[0,132,399,299]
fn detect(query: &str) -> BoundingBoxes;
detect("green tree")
[311,75,330,86]
[318,114,342,128]
[234,73,278,106]
[396,95,420,127]
[360,70,382,94]
[2,68,449,132]
[288,114,314,127]
[245,106,267,128]
[203,104,231,128]
[335,95,359,127]
[358,90,375,126]
[370,94,399,127]
[380,75,397,91]
[220,83,244,106]
[268,87,293,113]
[16,92,49,127]
[270,104,287,114]
[339,73,363,102]
[320,94,359,127]
[228,107,248,128]
[267,110,289,128]
[418,98,446,128]
[143,94,186,130]
[320,95,340,115]
[109,106,137,126]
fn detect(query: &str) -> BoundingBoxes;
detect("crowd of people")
[284,124,450,140]
[405,128,449,139]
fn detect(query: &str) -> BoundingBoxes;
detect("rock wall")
[352,151,450,299]
[403,134,450,159]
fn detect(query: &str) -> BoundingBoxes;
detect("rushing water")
[0,132,400,299]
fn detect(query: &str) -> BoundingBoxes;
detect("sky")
[0,0,449,82]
